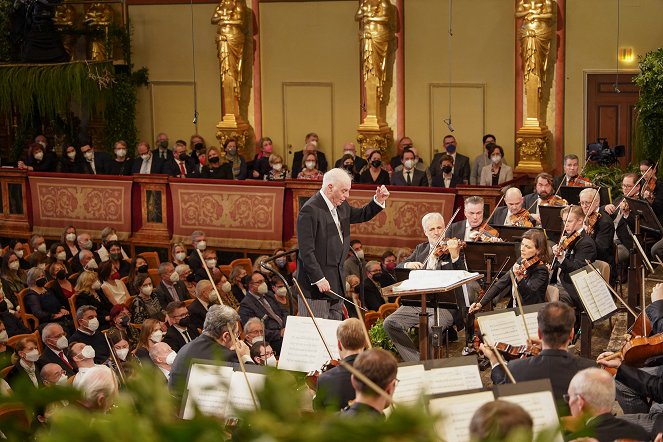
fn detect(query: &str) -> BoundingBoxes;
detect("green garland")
[634,48,663,164]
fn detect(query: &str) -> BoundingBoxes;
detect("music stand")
[464,242,518,285]
[625,197,663,236]
[539,206,563,232]
[493,225,532,242]
[559,186,584,205]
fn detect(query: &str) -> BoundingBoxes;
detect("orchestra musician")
[493,187,537,227]
[553,154,591,189]
[603,173,642,268]
[578,187,614,267]
[468,229,549,313]
[639,159,663,222]
[449,196,501,242]
[523,173,566,225]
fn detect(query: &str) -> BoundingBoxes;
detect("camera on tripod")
[586,138,625,167]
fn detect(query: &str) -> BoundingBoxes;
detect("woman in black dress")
[359,150,390,185]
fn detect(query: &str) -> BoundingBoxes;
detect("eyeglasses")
[172,312,189,320]
[262,351,275,358]
[563,393,578,403]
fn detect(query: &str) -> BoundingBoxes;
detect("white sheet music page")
[277,316,341,372]
[393,270,479,292]
[477,311,528,347]
[182,364,234,419]
[392,364,426,405]
[570,270,600,321]
[500,391,563,442]
[226,371,266,417]
[520,311,539,341]
[426,364,483,395]
[585,269,617,317]
[429,391,495,442]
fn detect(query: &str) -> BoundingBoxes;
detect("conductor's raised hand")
[375,185,390,205]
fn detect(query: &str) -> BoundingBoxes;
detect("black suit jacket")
[238,292,288,354]
[163,324,200,353]
[492,349,595,415]
[155,281,190,309]
[480,261,548,307]
[362,278,384,312]
[296,192,383,302]
[607,198,637,250]
[449,220,469,241]
[292,150,328,179]
[559,233,597,301]
[431,174,462,189]
[131,155,164,174]
[430,152,470,184]
[5,363,42,389]
[187,250,207,283]
[523,193,539,212]
[313,354,357,411]
[187,298,208,332]
[493,206,508,226]
[152,148,174,162]
[390,168,428,187]
[565,411,650,442]
[163,157,199,178]
[81,151,112,175]
[334,156,367,175]
[590,210,615,264]
[37,346,76,376]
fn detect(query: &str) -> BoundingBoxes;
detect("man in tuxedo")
[37,323,76,377]
[523,172,555,224]
[579,187,614,266]
[132,141,164,174]
[153,132,173,161]
[291,132,328,179]
[155,262,190,308]
[429,134,470,184]
[553,154,583,189]
[493,187,536,227]
[163,301,200,353]
[80,143,112,175]
[383,212,466,361]
[296,168,389,320]
[238,271,288,355]
[390,148,428,187]
[313,318,367,410]
[481,302,595,414]
[449,196,490,242]
[603,173,641,267]
[164,140,198,178]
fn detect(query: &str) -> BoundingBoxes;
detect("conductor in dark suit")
[296,168,390,320]
[238,271,288,355]
[429,135,470,184]
[481,302,595,415]
[313,318,366,410]
[390,148,428,187]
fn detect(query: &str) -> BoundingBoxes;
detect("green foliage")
[368,318,398,356]
[584,162,636,201]
[0,0,11,62]
[634,48,663,164]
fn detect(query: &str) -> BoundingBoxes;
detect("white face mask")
[115,149,127,158]
[175,252,186,262]
[169,271,180,283]
[84,151,94,161]
[38,263,47,271]
[66,233,76,242]
[115,347,129,361]
[250,335,265,345]
[272,163,283,171]
[56,374,69,386]
[343,150,354,157]
[275,286,287,297]
[81,345,96,360]
[91,280,102,290]
[221,281,232,293]
[67,151,76,160]
[491,155,502,164]
[165,351,177,366]
[0,330,8,343]
[56,251,67,261]
[37,243,47,253]
[34,151,44,161]
[55,335,69,350]
[355,250,365,260]
[257,282,269,295]
[205,259,217,269]
[141,284,153,296]
[81,240,93,250]
[108,234,118,242]
[208,291,219,304]
[14,250,24,258]
[310,140,318,148]
[404,159,414,169]
[38,141,47,149]
[24,349,40,362]
[8,261,19,271]
[305,161,316,170]
[196,241,207,251]
[150,330,163,343]
[87,260,99,271]
[265,355,277,367]
[140,153,151,161]
[86,317,99,332]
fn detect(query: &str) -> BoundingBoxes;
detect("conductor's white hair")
[421,212,444,231]
[322,168,351,188]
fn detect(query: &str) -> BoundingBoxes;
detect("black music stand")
[464,242,518,285]
[494,225,531,242]
[539,206,563,232]
[625,197,663,236]
[559,186,584,205]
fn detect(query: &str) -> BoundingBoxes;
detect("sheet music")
[277,316,341,372]
[429,391,495,442]
[521,312,539,341]
[570,270,600,321]
[477,311,527,347]
[585,269,617,317]
[392,364,426,405]
[226,371,266,416]
[499,391,563,442]
[426,365,483,395]
[393,270,480,292]
[182,364,234,419]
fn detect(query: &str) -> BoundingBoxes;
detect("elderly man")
[187,230,208,282]
[155,262,189,308]
[243,317,265,347]
[553,154,585,189]
[164,301,200,352]
[430,134,470,184]
[340,348,398,417]
[37,323,76,377]
[166,140,198,178]
[603,173,642,268]
[296,168,389,320]
[71,249,98,273]
[579,187,614,264]
[383,212,468,361]
[564,368,649,442]
[40,363,68,387]
[362,260,385,312]
[187,280,218,332]
[153,132,173,161]
[169,304,251,395]
[493,187,537,227]
[77,365,118,412]
[131,141,163,174]
[239,271,287,355]
[449,196,493,242]
[149,342,176,381]
[70,306,110,365]
[71,342,102,387]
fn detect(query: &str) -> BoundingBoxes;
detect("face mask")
[91,280,102,290]
[227,147,237,155]
[257,282,269,295]
[110,253,121,260]
[66,233,76,242]
[150,330,163,343]
[55,335,68,350]
[82,240,93,250]
[208,156,220,164]
[81,345,96,359]
[344,164,354,173]
[344,150,354,157]
[371,160,382,168]
[372,272,383,280]
[208,291,219,303]
[272,163,283,171]
[175,252,186,262]
[446,144,457,154]
[86,317,99,332]
[310,140,318,148]
[355,250,365,260]
[8,261,19,271]
[25,349,40,362]
[0,330,8,343]
[491,155,502,164]
[169,271,180,283]
[119,315,130,327]
[178,316,190,328]
[84,151,94,161]
[221,281,232,293]
[37,243,47,253]
[87,260,99,271]
[265,355,277,367]
[108,235,118,242]
[56,251,67,261]
[115,149,127,158]
[141,154,151,161]
[205,259,217,268]
[196,241,207,251]
[178,153,188,162]
[56,374,68,386]
[34,151,44,161]
[385,262,396,271]
[137,264,148,273]
[56,269,67,280]
[14,250,24,258]
[67,151,76,160]
[250,336,264,345]
[36,278,47,288]
[159,140,169,149]
[141,284,153,296]
[115,347,129,361]
[275,257,286,267]
[165,351,177,366]
[305,161,316,170]
[442,165,453,174]
[404,159,414,169]
[194,142,204,150]
[275,286,287,297]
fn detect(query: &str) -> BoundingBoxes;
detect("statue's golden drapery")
[84,3,113,61]
[54,4,76,60]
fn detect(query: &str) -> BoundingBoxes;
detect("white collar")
[320,190,337,213]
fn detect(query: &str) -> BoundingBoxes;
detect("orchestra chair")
[229,258,253,275]
[218,265,233,277]
[147,269,160,287]
[138,251,160,270]
[6,330,42,353]
[378,303,398,318]
[45,280,57,289]
[68,293,79,329]
[124,296,135,310]
[364,311,381,330]
[68,272,80,285]
[16,289,39,331]
[592,260,611,286]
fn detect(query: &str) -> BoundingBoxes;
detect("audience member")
[107,304,139,348]
[70,305,111,364]
[359,150,389,185]
[229,265,248,303]
[6,336,42,389]
[1,252,27,308]
[80,143,111,175]
[126,255,148,296]
[131,273,165,323]
[134,318,165,363]
[390,148,428,186]
[430,134,470,184]
[76,365,118,412]
[153,132,173,161]
[224,138,248,180]
[70,342,101,388]
[265,153,289,181]
[24,267,72,330]
[149,342,176,381]
[155,262,189,308]
[362,261,385,312]
[201,146,233,179]
[132,141,164,174]
[291,132,328,178]
[164,301,200,352]
[58,145,84,174]
[108,140,133,176]
[187,280,218,332]
[334,142,367,174]
[239,271,287,355]
[74,271,112,330]
[61,225,79,259]
[479,144,513,186]
[18,142,57,172]
[250,340,276,366]
[251,136,274,179]
[243,317,265,347]
[99,260,130,306]
[37,323,76,377]
[297,151,324,180]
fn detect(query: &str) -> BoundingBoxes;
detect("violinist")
[552,206,597,315]
[313,318,366,411]
[523,173,564,225]
[479,302,595,413]
[468,229,549,313]
[449,196,501,242]
[579,187,614,266]
[493,187,537,227]
[639,159,663,220]
[553,154,590,189]
[603,173,641,268]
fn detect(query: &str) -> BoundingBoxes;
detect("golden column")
[515,0,554,173]
[355,0,393,157]
[212,0,250,153]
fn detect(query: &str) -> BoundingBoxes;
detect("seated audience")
[297,152,324,180]
[48,262,74,300]
[359,150,390,185]
[164,301,200,353]
[338,153,359,183]
[171,242,188,267]
[155,262,189,308]
[108,140,133,176]
[134,318,165,363]
[479,144,513,186]
[126,255,149,296]
[176,264,196,298]
[58,145,84,174]
[291,133,327,178]
[251,136,273,179]
[390,148,428,186]
[223,138,247,180]
[107,304,140,349]
[132,141,164,174]
[131,273,165,323]
[6,336,42,389]
[99,260,130,306]
[37,323,76,377]
[61,225,79,260]
[70,305,111,364]
[265,153,289,181]
[24,267,72,330]
[250,340,276,366]
[1,251,27,308]
[239,271,287,355]
[362,261,385,312]
[76,365,118,412]
[74,271,112,330]
[201,146,233,179]
[335,142,367,174]
[18,142,57,172]
[243,317,265,347]
[187,280,218,332]
[70,342,101,388]
[149,342,176,381]
[431,154,462,188]
[97,227,128,263]
[229,265,248,303]
[80,143,112,175]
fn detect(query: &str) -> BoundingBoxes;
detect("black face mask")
[372,272,383,281]
[186,273,196,283]
[137,264,148,273]
[208,156,220,164]
[194,142,204,151]
[56,269,67,280]
[36,278,47,288]
[344,164,354,172]
[119,315,130,327]
[178,153,188,162]
[178,316,190,328]
[442,165,453,174]
[371,160,382,168]
[0,300,7,313]
[241,275,251,286]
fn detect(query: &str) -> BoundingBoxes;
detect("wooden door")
[586,73,638,165]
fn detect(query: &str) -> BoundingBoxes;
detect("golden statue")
[54,3,76,60]
[211,0,246,119]
[84,3,114,61]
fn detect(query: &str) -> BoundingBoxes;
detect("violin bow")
[103,330,126,385]
[225,320,258,409]
[482,336,516,384]
[613,161,657,226]
[584,259,638,318]
[351,295,373,350]
[196,248,224,304]
[550,204,574,271]
[421,207,461,268]
[508,270,532,344]
[291,279,393,404]
[478,194,505,237]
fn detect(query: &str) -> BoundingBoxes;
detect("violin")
[584,211,601,235]
[508,208,535,228]
[567,176,592,187]
[539,194,568,207]
[513,256,543,280]
[493,341,542,360]
[434,237,466,256]
[305,359,340,390]
[474,223,501,242]
[556,230,581,255]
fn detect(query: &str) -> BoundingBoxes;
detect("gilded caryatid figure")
[356,0,392,129]
[212,0,246,120]
[84,3,114,61]
[54,3,76,60]
[516,0,554,127]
